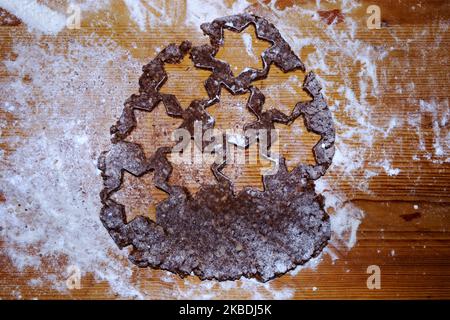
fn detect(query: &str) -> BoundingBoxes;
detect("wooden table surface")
[0,0,449,299]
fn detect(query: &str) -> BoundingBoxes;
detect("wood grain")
[0,0,449,299]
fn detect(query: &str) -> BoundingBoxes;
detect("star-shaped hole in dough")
[159,54,210,109]
[111,171,167,223]
[215,24,270,76]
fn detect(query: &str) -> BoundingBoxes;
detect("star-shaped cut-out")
[215,24,270,76]
[159,55,210,109]
[111,171,167,222]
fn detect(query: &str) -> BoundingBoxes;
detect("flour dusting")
[241,33,258,61]
[418,99,449,160]
[1,36,143,298]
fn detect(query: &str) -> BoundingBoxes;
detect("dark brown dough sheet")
[98,14,336,282]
